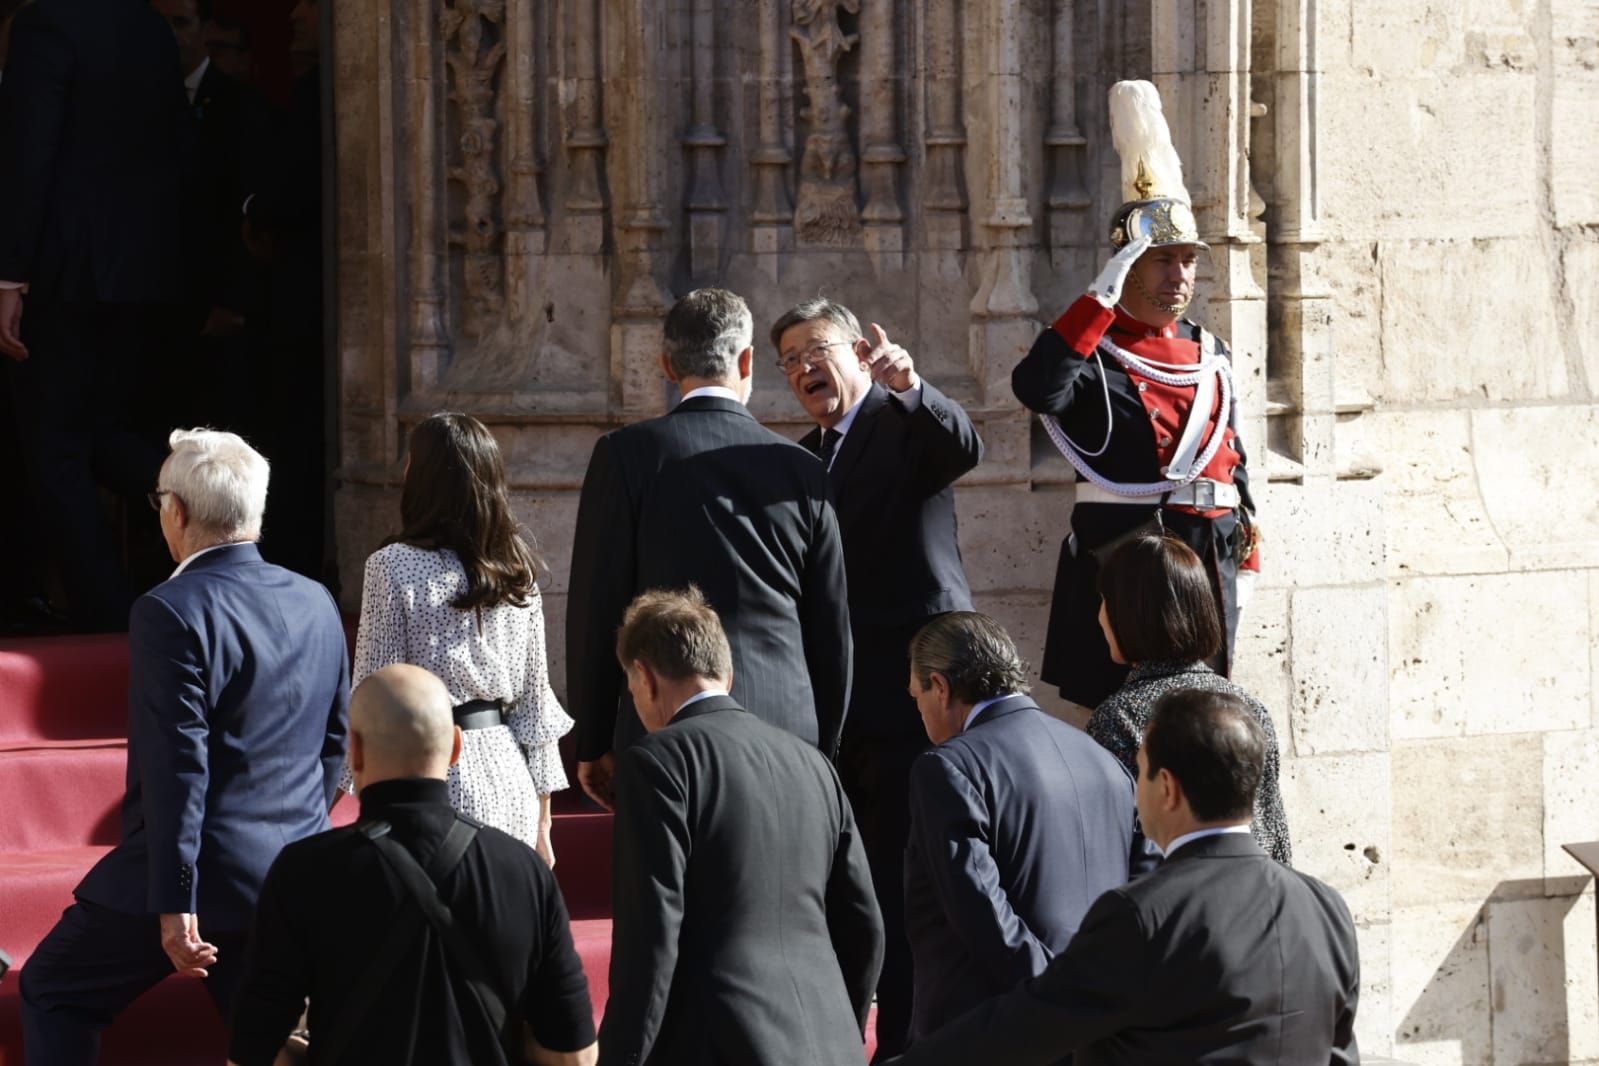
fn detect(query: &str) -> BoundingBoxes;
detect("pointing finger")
[869,322,889,350]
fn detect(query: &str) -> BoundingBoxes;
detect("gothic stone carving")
[791,0,861,245]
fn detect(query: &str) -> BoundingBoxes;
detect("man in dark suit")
[887,689,1361,1066]
[19,429,351,1065]
[599,588,883,1066]
[902,611,1154,1045]
[0,0,190,630]
[771,297,982,1058]
[567,287,852,810]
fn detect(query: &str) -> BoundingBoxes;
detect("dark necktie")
[818,427,841,468]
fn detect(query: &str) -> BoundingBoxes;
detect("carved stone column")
[923,0,966,252]
[503,0,545,326]
[859,0,905,271]
[970,0,1039,409]
[791,0,861,246]
[685,0,728,282]
[562,0,608,255]
[441,0,507,340]
[1045,0,1092,266]
[408,0,449,391]
[750,0,795,275]
[612,0,674,416]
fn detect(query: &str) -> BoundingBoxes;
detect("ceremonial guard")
[1013,81,1261,711]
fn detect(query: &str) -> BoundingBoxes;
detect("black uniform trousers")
[836,618,932,1062]
[20,900,247,1065]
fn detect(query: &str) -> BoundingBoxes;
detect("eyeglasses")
[147,490,176,513]
[775,340,853,375]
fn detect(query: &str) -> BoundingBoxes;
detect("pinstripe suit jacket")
[567,395,853,760]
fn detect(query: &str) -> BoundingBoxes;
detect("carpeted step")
[0,635,130,747]
[0,743,125,852]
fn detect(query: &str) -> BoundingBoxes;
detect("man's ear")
[659,351,680,384]
[631,659,658,703]
[928,670,952,709]
[448,725,464,768]
[737,346,753,380]
[1157,767,1183,814]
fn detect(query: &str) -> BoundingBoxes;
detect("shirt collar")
[357,776,453,814]
[674,687,729,716]
[679,385,744,405]
[1161,823,1253,859]
[961,692,1023,733]
[169,541,235,578]
[828,387,872,440]
[185,57,211,101]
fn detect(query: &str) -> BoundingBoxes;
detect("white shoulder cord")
[1039,332,1235,497]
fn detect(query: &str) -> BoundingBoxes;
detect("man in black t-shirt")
[227,665,597,1066]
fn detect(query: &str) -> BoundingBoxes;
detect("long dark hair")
[389,412,542,610]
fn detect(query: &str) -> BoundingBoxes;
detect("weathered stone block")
[1544,729,1599,890]
[1319,239,1385,405]
[957,487,1071,598]
[1391,902,1491,1065]
[1232,586,1291,740]
[1571,242,1599,395]
[1391,735,1543,909]
[1322,75,1538,240]
[1389,573,1589,739]
[1488,893,1599,1064]
[1355,920,1396,1058]
[1338,411,1507,580]
[1350,0,1465,73]
[1554,70,1599,227]
[1288,586,1389,755]
[1281,753,1392,922]
[1255,479,1383,590]
[1473,406,1599,573]
[1378,239,1569,404]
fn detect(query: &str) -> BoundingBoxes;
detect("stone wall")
[329,0,1599,1061]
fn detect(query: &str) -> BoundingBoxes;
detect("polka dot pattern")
[344,543,574,849]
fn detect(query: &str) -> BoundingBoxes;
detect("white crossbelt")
[1073,479,1240,510]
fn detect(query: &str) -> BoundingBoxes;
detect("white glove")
[1087,234,1153,308]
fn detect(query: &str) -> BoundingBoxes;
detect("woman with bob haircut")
[348,411,573,864]
[1088,532,1290,864]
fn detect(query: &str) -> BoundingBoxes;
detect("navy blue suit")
[903,695,1151,1044]
[20,543,349,1064]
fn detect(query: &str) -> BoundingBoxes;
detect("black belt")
[453,698,505,731]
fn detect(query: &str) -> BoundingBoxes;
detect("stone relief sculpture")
[441,0,507,336]
[791,0,861,245]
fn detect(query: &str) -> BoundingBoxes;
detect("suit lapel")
[827,385,888,498]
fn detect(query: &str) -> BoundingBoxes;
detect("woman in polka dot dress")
[346,412,574,865]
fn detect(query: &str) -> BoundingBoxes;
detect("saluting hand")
[856,323,918,393]
[1087,234,1153,308]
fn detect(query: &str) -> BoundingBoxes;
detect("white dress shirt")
[673,687,730,718]
[961,692,1023,733]
[822,378,923,470]
[169,541,236,579]
[679,385,744,405]
[1161,823,1254,859]
[184,57,210,106]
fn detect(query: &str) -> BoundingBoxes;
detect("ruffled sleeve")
[506,588,575,796]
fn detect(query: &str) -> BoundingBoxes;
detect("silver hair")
[768,298,863,351]
[663,288,754,381]
[159,428,270,540]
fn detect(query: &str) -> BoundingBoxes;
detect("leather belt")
[453,698,505,731]
[1073,479,1240,510]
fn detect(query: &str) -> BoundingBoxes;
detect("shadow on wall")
[1398,875,1594,1064]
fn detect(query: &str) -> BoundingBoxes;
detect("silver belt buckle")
[1193,479,1216,510]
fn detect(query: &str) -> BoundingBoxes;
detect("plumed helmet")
[1106,81,1207,251]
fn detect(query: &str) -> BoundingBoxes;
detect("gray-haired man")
[566,288,853,810]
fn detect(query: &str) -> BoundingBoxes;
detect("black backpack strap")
[365,819,511,1039]
[311,818,499,1066]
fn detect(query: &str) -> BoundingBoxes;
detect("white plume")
[1108,80,1190,204]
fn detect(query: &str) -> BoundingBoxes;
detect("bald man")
[228,665,598,1066]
